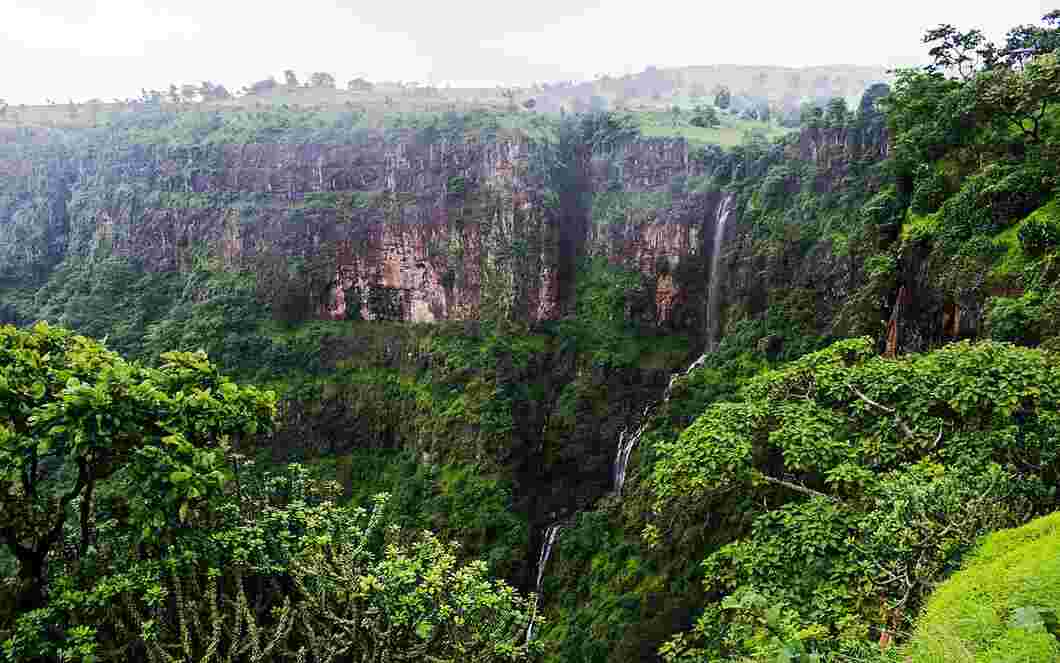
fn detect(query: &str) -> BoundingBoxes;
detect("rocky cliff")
[0,116,900,599]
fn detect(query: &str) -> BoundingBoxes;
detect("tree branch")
[848,384,917,439]
[758,473,838,502]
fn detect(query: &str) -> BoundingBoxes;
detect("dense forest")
[3,10,1060,663]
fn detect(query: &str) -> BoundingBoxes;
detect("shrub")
[861,187,904,228]
[910,164,948,214]
[987,292,1043,345]
[938,164,1052,249]
[1018,215,1060,256]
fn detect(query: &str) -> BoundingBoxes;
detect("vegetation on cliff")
[4,9,1060,663]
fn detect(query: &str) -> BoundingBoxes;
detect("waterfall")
[526,523,562,642]
[612,193,735,494]
[612,352,710,494]
[706,192,735,351]
[530,194,738,637]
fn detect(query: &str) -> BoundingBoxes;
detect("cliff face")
[23,132,726,331]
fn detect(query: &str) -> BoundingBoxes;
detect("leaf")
[170,470,192,484]
[1011,605,1045,630]
[415,621,433,640]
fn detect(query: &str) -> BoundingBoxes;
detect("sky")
[0,0,1055,103]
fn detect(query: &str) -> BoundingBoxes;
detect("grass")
[988,198,1060,279]
[901,210,941,243]
[904,510,1060,663]
[635,110,793,147]
[2,93,793,150]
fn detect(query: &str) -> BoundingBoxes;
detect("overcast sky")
[1,0,1055,103]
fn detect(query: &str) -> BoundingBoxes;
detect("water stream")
[526,523,562,641]
[706,192,736,352]
[613,192,735,494]
[528,193,736,639]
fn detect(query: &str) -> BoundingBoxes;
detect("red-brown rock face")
[4,131,717,327]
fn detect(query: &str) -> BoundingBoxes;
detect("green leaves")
[651,338,1060,661]
[0,322,277,631]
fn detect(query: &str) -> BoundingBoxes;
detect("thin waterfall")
[613,193,735,494]
[612,352,709,494]
[532,193,738,636]
[706,192,736,351]
[526,523,562,642]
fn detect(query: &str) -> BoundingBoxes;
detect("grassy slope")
[906,511,1060,663]
[636,109,794,147]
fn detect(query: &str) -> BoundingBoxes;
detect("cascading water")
[612,193,736,494]
[526,523,562,641]
[531,193,738,636]
[706,192,736,351]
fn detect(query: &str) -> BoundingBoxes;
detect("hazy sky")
[1,0,1055,103]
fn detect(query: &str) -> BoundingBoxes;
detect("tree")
[923,23,993,79]
[999,10,1060,67]
[824,97,849,127]
[309,72,336,89]
[0,323,276,613]
[283,69,299,87]
[4,459,540,662]
[669,105,684,128]
[244,77,278,96]
[346,77,373,92]
[199,81,231,102]
[976,50,1060,143]
[179,83,199,103]
[689,105,720,128]
[713,85,731,110]
[651,338,1060,661]
[858,82,890,118]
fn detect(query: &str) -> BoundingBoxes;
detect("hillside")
[2,12,1060,663]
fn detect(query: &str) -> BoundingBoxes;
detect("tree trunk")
[15,549,47,613]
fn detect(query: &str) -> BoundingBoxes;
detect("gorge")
[5,15,1060,659]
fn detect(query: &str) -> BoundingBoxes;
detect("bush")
[987,292,1043,345]
[861,187,904,228]
[1019,215,1060,256]
[938,164,1052,249]
[910,164,948,214]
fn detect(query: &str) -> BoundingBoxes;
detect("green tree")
[650,339,1060,660]
[689,105,719,128]
[976,51,1060,143]
[0,323,276,613]
[308,72,336,89]
[713,85,731,110]
[346,77,373,92]
[6,463,539,662]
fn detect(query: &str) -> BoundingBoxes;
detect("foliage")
[905,511,1060,662]
[910,164,949,215]
[935,163,1053,251]
[688,106,720,129]
[0,322,274,617]
[5,460,539,662]
[1017,211,1060,256]
[650,338,1060,660]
